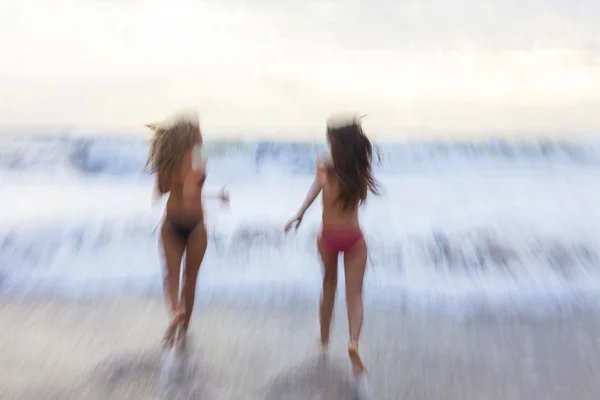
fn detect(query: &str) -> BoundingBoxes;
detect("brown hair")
[144,111,200,176]
[326,114,381,211]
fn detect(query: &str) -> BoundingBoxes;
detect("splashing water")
[1,133,600,315]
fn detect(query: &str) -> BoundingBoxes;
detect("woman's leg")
[317,236,338,349]
[343,238,368,375]
[177,224,208,343]
[160,220,186,347]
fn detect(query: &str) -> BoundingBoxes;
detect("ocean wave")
[1,218,598,290]
[0,134,598,178]
[2,132,600,309]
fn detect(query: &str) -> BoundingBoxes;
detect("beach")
[2,135,600,399]
[4,0,600,396]
[1,297,599,400]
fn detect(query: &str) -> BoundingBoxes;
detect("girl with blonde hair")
[146,110,229,349]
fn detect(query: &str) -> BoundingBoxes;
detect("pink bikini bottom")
[319,225,363,254]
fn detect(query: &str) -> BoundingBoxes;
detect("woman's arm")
[293,178,322,219]
[284,163,324,232]
[293,153,332,217]
[204,186,230,203]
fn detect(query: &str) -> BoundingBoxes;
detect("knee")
[322,272,337,288]
[183,266,200,282]
[346,290,363,302]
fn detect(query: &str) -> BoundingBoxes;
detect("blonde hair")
[144,110,200,175]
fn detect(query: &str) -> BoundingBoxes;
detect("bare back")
[160,150,205,223]
[317,155,360,227]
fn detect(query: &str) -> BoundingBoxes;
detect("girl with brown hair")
[285,114,381,382]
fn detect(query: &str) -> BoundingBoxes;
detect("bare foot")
[348,343,366,376]
[162,311,184,348]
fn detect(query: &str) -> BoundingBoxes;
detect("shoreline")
[1,297,600,399]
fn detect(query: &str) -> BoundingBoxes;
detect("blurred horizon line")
[0,125,597,143]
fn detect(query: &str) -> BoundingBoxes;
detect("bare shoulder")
[316,152,333,187]
[181,148,207,185]
[191,145,207,172]
[179,150,193,171]
[316,152,333,169]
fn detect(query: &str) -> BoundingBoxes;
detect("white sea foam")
[1,134,600,314]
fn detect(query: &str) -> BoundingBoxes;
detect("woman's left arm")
[204,186,230,203]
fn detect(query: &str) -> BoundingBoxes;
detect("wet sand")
[1,297,600,400]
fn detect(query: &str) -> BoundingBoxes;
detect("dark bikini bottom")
[167,218,200,240]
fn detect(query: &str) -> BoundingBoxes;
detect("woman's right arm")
[284,157,328,232]
[284,178,321,232]
[295,177,322,216]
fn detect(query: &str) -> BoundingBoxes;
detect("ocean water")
[1,133,600,316]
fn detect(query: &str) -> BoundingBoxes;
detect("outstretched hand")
[218,186,230,203]
[284,215,302,233]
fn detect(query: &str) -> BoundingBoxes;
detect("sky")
[1,0,599,139]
